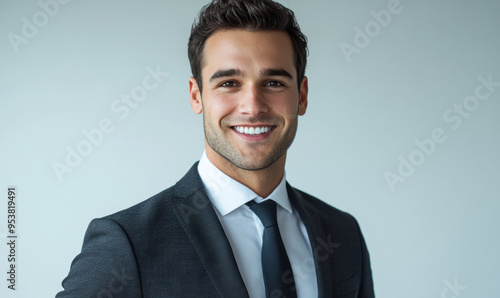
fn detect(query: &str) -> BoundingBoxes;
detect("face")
[189,29,308,171]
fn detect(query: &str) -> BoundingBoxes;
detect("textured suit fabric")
[56,162,375,297]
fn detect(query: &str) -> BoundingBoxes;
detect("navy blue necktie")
[247,200,297,298]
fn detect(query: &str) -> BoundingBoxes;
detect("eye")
[265,81,285,87]
[219,81,239,88]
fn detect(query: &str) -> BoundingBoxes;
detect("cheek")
[203,96,236,122]
[271,96,299,119]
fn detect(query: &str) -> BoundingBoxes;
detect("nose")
[238,84,268,116]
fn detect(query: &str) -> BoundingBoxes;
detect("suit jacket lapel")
[172,163,249,298]
[287,183,334,297]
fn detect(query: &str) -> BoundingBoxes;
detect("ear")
[298,76,308,116]
[189,77,203,114]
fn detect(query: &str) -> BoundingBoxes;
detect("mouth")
[231,125,276,135]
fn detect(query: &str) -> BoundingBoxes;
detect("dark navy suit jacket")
[56,162,375,297]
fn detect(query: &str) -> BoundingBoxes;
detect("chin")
[228,152,284,171]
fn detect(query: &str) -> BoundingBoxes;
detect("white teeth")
[234,126,272,135]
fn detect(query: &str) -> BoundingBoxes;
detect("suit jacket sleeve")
[358,221,375,297]
[56,218,143,297]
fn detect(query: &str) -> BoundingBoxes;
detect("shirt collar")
[197,151,293,216]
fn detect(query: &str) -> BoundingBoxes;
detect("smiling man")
[57,0,374,297]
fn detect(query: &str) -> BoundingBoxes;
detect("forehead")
[202,29,296,79]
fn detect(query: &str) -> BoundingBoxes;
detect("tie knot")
[248,200,278,228]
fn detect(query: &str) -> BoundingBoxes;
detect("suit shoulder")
[104,184,179,226]
[96,162,204,233]
[291,187,360,226]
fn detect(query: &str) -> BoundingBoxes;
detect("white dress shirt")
[197,151,318,298]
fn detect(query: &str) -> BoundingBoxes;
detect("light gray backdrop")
[1,0,499,297]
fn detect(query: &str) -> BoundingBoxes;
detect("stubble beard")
[203,112,298,171]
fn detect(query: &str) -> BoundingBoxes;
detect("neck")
[205,147,286,199]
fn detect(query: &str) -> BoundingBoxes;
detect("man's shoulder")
[109,185,176,220]
[288,185,360,227]
[100,162,203,228]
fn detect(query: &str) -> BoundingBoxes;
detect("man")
[57,0,374,297]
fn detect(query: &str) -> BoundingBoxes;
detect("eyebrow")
[208,68,294,83]
[260,68,293,79]
[209,69,244,83]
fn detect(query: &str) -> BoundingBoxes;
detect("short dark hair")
[188,0,308,93]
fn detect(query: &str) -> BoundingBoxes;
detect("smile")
[232,126,275,135]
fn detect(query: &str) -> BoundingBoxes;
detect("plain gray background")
[1,0,499,297]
